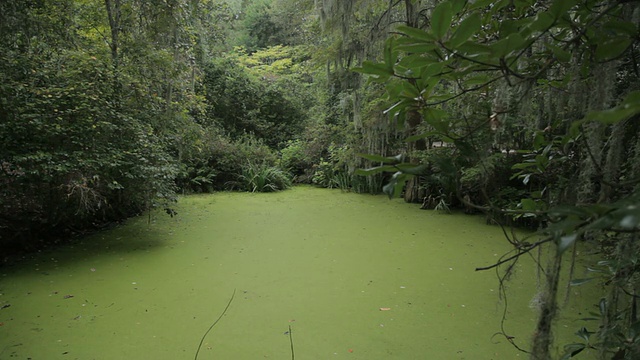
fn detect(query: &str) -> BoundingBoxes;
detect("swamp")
[1,1,639,359]
[1,187,599,359]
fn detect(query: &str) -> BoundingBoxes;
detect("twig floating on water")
[194,289,236,360]
[288,325,295,360]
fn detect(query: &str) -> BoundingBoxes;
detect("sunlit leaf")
[575,327,593,342]
[355,165,398,176]
[397,25,436,42]
[395,163,429,175]
[383,172,410,199]
[396,43,438,54]
[561,343,586,360]
[570,278,594,286]
[520,198,537,211]
[558,234,578,254]
[357,153,403,164]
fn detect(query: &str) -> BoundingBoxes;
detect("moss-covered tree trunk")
[402,0,425,203]
[530,247,563,360]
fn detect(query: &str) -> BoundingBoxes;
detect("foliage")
[280,139,313,179]
[351,0,640,358]
[0,0,213,250]
[201,55,308,148]
[177,132,279,192]
[238,162,292,192]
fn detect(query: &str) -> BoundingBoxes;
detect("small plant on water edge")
[239,162,292,192]
[434,198,451,214]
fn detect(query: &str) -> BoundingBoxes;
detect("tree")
[353,0,640,358]
[0,0,223,250]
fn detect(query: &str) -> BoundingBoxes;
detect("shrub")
[280,139,312,178]
[238,162,292,192]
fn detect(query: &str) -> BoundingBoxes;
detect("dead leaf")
[379,307,391,311]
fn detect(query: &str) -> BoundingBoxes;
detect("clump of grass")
[239,162,292,192]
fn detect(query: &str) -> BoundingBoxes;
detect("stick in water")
[288,324,295,360]
[194,289,236,360]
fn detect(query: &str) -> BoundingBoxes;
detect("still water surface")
[0,186,597,359]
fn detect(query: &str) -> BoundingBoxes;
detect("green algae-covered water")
[0,186,599,359]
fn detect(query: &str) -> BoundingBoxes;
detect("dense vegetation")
[1,0,639,358]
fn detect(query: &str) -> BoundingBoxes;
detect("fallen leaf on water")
[379,307,391,311]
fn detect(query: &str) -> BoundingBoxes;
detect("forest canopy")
[1,0,639,358]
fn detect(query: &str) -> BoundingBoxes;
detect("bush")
[176,133,279,192]
[280,139,312,178]
[238,162,292,192]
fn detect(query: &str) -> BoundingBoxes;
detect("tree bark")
[402,0,425,203]
[104,0,121,69]
[530,248,562,360]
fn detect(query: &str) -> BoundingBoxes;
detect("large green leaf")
[527,12,555,32]
[357,153,404,164]
[491,32,526,57]
[423,108,450,133]
[570,278,594,286]
[355,165,399,176]
[432,2,453,40]
[456,41,494,60]
[397,25,436,42]
[561,343,586,360]
[448,12,481,47]
[549,0,579,19]
[558,234,578,254]
[570,91,640,136]
[547,43,571,63]
[396,42,438,54]
[383,171,410,199]
[406,130,440,143]
[395,163,429,175]
[384,37,399,70]
[595,37,633,61]
[352,61,394,80]
[421,62,445,78]
[469,0,494,10]
[400,81,421,99]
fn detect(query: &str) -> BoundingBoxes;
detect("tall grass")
[239,162,292,192]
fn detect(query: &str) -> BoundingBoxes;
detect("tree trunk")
[530,247,563,360]
[404,109,426,203]
[402,0,425,203]
[104,0,120,68]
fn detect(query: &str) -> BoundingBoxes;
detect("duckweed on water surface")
[0,186,600,359]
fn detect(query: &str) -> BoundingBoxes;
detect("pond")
[0,186,598,359]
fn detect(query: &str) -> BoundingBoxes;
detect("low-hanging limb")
[475,236,553,272]
[491,254,531,354]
